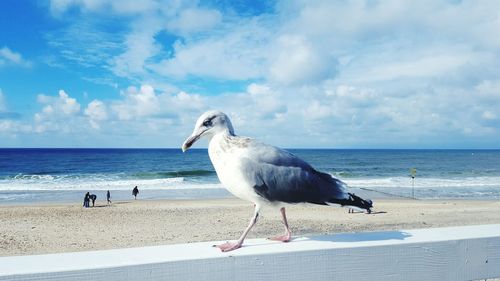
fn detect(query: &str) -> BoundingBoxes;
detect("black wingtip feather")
[328,192,373,213]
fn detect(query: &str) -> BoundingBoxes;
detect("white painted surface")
[1,224,500,280]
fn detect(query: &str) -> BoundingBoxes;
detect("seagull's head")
[182,110,234,152]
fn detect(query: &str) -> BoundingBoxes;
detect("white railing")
[1,224,500,281]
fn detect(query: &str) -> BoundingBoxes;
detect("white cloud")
[84,99,107,119]
[476,80,500,99]
[110,84,206,123]
[84,100,108,129]
[0,120,32,134]
[166,8,222,35]
[482,111,497,120]
[112,85,160,120]
[373,54,463,80]
[171,91,204,110]
[149,18,271,80]
[49,90,81,115]
[303,100,332,120]
[34,90,81,133]
[45,19,125,69]
[246,83,286,118]
[111,17,163,78]
[0,46,31,67]
[269,35,336,85]
[328,84,377,106]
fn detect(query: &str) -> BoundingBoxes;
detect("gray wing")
[239,140,349,204]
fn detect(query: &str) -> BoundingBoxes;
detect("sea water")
[1,148,500,203]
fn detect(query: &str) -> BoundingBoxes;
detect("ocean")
[1,148,500,204]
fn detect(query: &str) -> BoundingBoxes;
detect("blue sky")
[0,0,499,148]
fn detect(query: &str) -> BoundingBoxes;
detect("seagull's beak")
[182,134,199,152]
[182,129,206,152]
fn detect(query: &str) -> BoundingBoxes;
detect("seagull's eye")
[203,119,212,127]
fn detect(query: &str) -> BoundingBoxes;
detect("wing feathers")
[240,145,349,204]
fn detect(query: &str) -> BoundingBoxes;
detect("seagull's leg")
[215,205,260,252]
[269,207,292,242]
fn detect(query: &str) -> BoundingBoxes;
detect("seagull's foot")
[214,242,242,252]
[268,234,291,242]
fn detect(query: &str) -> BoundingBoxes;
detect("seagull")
[182,110,373,252]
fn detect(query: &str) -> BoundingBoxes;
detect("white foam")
[343,176,500,189]
[0,176,224,191]
[2,174,500,197]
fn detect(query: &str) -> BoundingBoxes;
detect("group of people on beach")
[83,190,112,208]
[82,192,98,208]
[83,186,139,208]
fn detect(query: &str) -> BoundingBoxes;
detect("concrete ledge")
[1,224,500,281]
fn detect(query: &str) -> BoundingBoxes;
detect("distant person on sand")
[107,190,112,205]
[132,186,139,200]
[89,194,97,207]
[83,192,90,208]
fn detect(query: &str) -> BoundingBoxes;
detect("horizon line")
[1,147,500,150]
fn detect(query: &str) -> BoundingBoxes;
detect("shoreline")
[2,197,500,257]
[2,195,500,208]
[0,188,232,205]
[0,186,500,206]
[0,186,387,206]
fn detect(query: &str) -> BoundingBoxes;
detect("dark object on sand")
[107,190,112,204]
[347,193,371,214]
[132,186,139,199]
[83,192,90,208]
[89,194,97,207]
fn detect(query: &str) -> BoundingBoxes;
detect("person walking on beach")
[89,194,97,207]
[107,190,112,205]
[132,186,139,200]
[83,192,90,208]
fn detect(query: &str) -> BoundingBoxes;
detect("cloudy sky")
[1,0,499,148]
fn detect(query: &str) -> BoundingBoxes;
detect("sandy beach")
[1,198,500,257]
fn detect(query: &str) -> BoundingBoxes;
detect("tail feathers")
[326,193,373,214]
